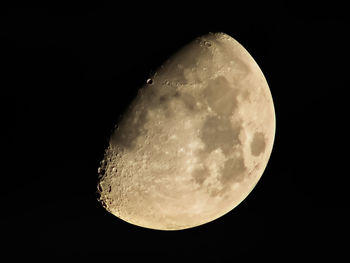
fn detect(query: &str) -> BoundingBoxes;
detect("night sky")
[1,5,348,260]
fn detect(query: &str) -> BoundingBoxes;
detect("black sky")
[1,5,348,260]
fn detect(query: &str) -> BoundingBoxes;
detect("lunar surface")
[97,32,275,230]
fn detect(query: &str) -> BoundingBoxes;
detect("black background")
[1,5,348,260]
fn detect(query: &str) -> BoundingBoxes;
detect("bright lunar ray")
[97,32,275,230]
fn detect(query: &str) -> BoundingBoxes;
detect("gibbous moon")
[97,32,275,230]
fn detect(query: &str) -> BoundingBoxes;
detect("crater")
[250,132,266,156]
[203,76,239,115]
[200,116,241,154]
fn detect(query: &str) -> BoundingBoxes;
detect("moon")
[97,32,275,230]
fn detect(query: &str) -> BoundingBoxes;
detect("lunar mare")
[97,32,275,230]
